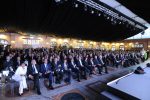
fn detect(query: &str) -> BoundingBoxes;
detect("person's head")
[6,56,10,61]
[54,57,58,62]
[64,59,67,63]
[20,62,26,68]
[94,55,97,59]
[31,59,36,65]
[17,56,20,61]
[44,59,48,64]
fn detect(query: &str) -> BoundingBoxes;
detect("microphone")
[115,71,134,84]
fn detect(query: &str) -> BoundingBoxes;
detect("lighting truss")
[76,0,146,30]
[55,0,147,30]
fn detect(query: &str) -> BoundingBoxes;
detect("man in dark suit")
[93,55,102,74]
[69,58,80,82]
[52,57,63,84]
[83,57,93,76]
[61,59,71,84]
[3,56,14,76]
[27,59,41,95]
[40,59,54,89]
[75,56,87,80]
[98,55,108,73]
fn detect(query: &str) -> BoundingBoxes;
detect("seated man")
[75,56,87,80]
[40,59,54,89]
[93,55,102,74]
[61,59,71,84]
[69,58,80,82]
[83,57,93,76]
[134,66,145,74]
[27,59,41,95]
[3,56,14,77]
[52,57,63,84]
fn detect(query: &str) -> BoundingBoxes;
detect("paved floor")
[1,59,150,100]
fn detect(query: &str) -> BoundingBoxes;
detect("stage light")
[111,18,113,22]
[91,10,94,14]
[55,0,61,3]
[11,41,15,44]
[98,13,101,16]
[107,16,110,19]
[30,36,34,39]
[75,3,78,8]
[84,5,87,11]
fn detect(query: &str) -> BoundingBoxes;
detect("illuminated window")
[0,39,9,45]
[112,45,116,51]
[119,45,125,50]
[50,42,57,48]
[23,39,40,45]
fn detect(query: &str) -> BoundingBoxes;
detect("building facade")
[0,33,150,50]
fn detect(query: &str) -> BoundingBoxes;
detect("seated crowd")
[0,48,145,96]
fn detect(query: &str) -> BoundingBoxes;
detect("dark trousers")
[95,65,102,74]
[78,67,87,78]
[85,65,93,75]
[63,70,71,83]
[33,74,40,93]
[54,71,63,84]
[102,64,108,73]
[43,73,53,86]
[72,68,80,80]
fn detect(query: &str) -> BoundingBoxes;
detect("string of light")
[54,0,146,31]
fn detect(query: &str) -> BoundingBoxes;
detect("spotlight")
[107,16,110,19]
[98,13,101,16]
[75,3,78,8]
[55,0,61,3]
[91,10,94,14]
[111,18,114,21]
[84,5,87,11]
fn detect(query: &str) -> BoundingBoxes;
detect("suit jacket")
[68,61,76,69]
[98,57,105,65]
[52,61,61,71]
[3,60,14,70]
[61,62,70,70]
[88,59,94,66]
[93,59,100,65]
[27,64,40,76]
[40,63,52,74]
[75,59,84,67]
[83,60,89,67]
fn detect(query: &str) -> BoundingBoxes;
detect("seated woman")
[12,62,28,96]
[134,66,145,74]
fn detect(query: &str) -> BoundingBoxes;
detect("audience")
[0,47,147,96]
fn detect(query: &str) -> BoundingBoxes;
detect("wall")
[0,33,150,50]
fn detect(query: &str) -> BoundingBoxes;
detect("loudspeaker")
[146,63,150,67]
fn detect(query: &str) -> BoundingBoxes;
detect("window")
[0,39,9,45]
[23,39,40,45]
[119,45,125,50]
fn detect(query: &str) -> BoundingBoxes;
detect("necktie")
[32,65,35,74]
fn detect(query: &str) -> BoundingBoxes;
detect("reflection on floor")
[1,59,149,100]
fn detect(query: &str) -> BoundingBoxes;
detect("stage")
[107,67,150,100]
